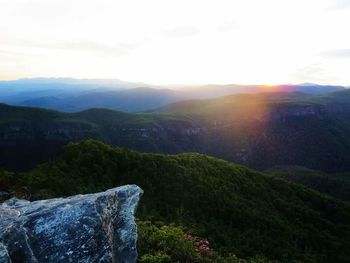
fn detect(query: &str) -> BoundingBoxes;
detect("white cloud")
[216,20,237,33]
[328,0,350,10]
[0,0,349,85]
[161,26,200,38]
[321,49,350,59]
[291,64,337,84]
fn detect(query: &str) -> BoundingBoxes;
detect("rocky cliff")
[0,185,143,263]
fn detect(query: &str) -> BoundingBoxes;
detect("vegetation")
[138,220,273,263]
[267,166,350,202]
[3,90,350,173]
[1,140,350,262]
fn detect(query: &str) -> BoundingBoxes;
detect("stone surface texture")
[0,185,143,263]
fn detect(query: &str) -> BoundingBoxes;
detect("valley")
[1,81,350,262]
[1,90,350,173]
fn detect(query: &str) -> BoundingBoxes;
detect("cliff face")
[0,185,143,263]
[0,121,100,142]
[1,98,350,172]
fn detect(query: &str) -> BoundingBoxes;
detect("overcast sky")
[0,0,349,85]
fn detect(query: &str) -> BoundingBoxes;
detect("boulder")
[0,185,143,263]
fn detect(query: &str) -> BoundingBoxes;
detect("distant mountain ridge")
[0,78,346,112]
[19,87,189,112]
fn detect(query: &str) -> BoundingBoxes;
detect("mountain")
[0,78,346,112]
[0,78,143,105]
[180,83,346,97]
[267,166,350,202]
[19,87,189,112]
[1,89,350,172]
[1,140,349,262]
[150,90,350,172]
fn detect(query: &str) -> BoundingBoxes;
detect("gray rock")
[0,185,143,263]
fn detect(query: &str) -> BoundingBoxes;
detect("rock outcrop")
[0,185,143,263]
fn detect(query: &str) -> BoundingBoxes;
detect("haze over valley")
[0,77,346,112]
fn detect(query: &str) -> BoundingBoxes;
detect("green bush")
[139,253,171,263]
[137,220,249,263]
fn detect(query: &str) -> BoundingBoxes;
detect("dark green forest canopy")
[267,166,350,202]
[1,140,350,262]
[2,90,350,172]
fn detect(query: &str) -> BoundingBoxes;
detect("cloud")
[320,49,350,59]
[291,63,337,83]
[0,50,22,63]
[216,20,237,33]
[161,25,200,38]
[328,0,350,10]
[0,39,137,58]
[52,41,136,57]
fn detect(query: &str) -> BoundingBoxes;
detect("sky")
[0,0,349,85]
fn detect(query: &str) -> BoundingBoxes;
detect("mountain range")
[1,88,350,173]
[0,78,346,112]
[1,79,350,262]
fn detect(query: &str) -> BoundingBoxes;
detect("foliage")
[137,220,271,263]
[3,90,350,173]
[1,140,350,262]
[268,166,350,201]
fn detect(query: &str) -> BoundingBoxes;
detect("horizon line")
[0,77,348,88]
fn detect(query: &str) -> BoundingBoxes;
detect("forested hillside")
[267,166,350,202]
[2,90,350,173]
[1,140,350,262]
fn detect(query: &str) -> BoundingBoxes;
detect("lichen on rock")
[0,185,143,263]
